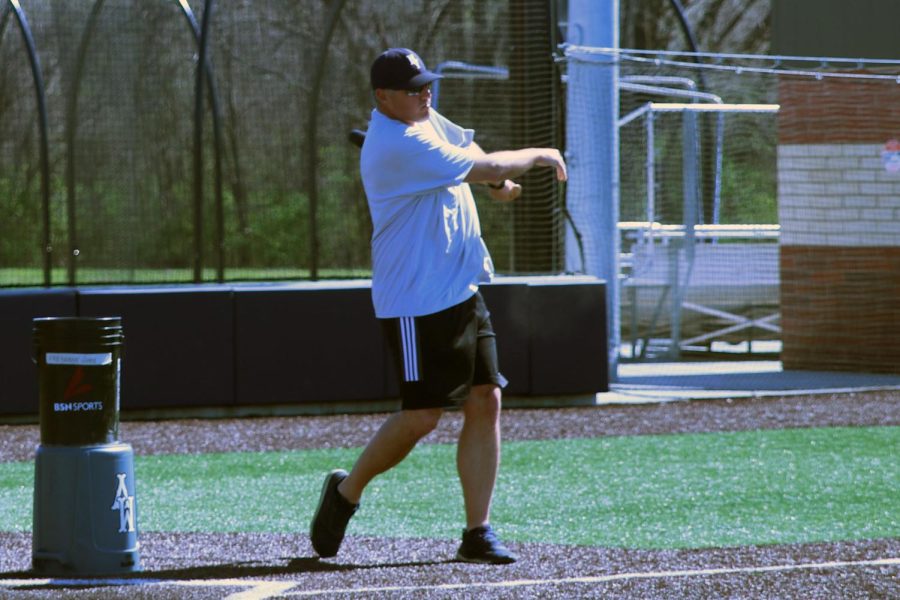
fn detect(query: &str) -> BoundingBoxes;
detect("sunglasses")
[402,83,432,97]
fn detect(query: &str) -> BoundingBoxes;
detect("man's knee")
[463,384,501,421]
[400,407,443,438]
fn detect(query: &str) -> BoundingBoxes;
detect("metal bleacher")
[620,222,781,360]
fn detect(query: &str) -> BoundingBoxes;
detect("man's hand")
[535,149,568,182]
[487,180,522,202]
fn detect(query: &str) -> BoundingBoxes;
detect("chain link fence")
[1,0,564,287]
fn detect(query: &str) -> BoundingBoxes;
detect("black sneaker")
[456,524,518,564]
[309,469,358,558]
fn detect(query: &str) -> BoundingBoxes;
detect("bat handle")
[348,129,367,148]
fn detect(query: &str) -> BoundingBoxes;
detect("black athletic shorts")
[380,291,508,410]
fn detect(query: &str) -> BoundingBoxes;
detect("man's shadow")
[0,556,457,582]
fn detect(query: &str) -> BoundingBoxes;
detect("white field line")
[0,577,296,599]
[0,557,897,599]
[282,557,900,597]
[223,581,298,600]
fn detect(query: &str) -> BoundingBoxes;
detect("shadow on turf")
[0,556,457,581]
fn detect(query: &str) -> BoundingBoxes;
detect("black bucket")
[33,317,124,446]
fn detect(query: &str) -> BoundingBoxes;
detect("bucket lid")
[33,317,123,340]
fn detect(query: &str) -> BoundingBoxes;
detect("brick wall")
[777,74,900,373]
[780,246,900,373]
[778,144,900,247]
[779,75,900,144]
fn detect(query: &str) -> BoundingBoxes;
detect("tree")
[621,0,769,55]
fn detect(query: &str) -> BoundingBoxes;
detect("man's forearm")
[466,148,567,183]
[467,149,542,182]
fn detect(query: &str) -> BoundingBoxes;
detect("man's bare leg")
[454,384,516,563]
[338,407,443,503]
[457,384,501,529]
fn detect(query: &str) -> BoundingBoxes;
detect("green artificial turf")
[1,426,897,550]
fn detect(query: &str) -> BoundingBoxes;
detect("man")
[309,47,566,564]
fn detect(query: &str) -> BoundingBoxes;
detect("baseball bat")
[348,129,366,148]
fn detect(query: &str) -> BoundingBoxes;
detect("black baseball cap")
[370,48,442,90]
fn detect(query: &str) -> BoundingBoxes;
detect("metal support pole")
[8,0,52,286]
[305,0,347,281]
[713,112,725,226]
[178,0,225,282]
[645,109,655,248]
[191,0,214,283]
[565,0,620,378]
[669,110,701,358]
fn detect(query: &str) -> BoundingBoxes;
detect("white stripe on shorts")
[399,317,419,382]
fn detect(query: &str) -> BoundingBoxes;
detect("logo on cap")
[406,53,422,71]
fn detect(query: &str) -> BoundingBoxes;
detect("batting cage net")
[0,0,562,287]
[563,46,900,371]
[5,3,900,372]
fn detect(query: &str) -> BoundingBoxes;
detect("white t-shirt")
[360,108,494,318]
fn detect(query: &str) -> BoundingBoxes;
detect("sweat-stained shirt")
[360,108,494,318]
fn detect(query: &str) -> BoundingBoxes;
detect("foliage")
[621,0,770,55]
[0,0,775,286]
[719,157,777,224]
